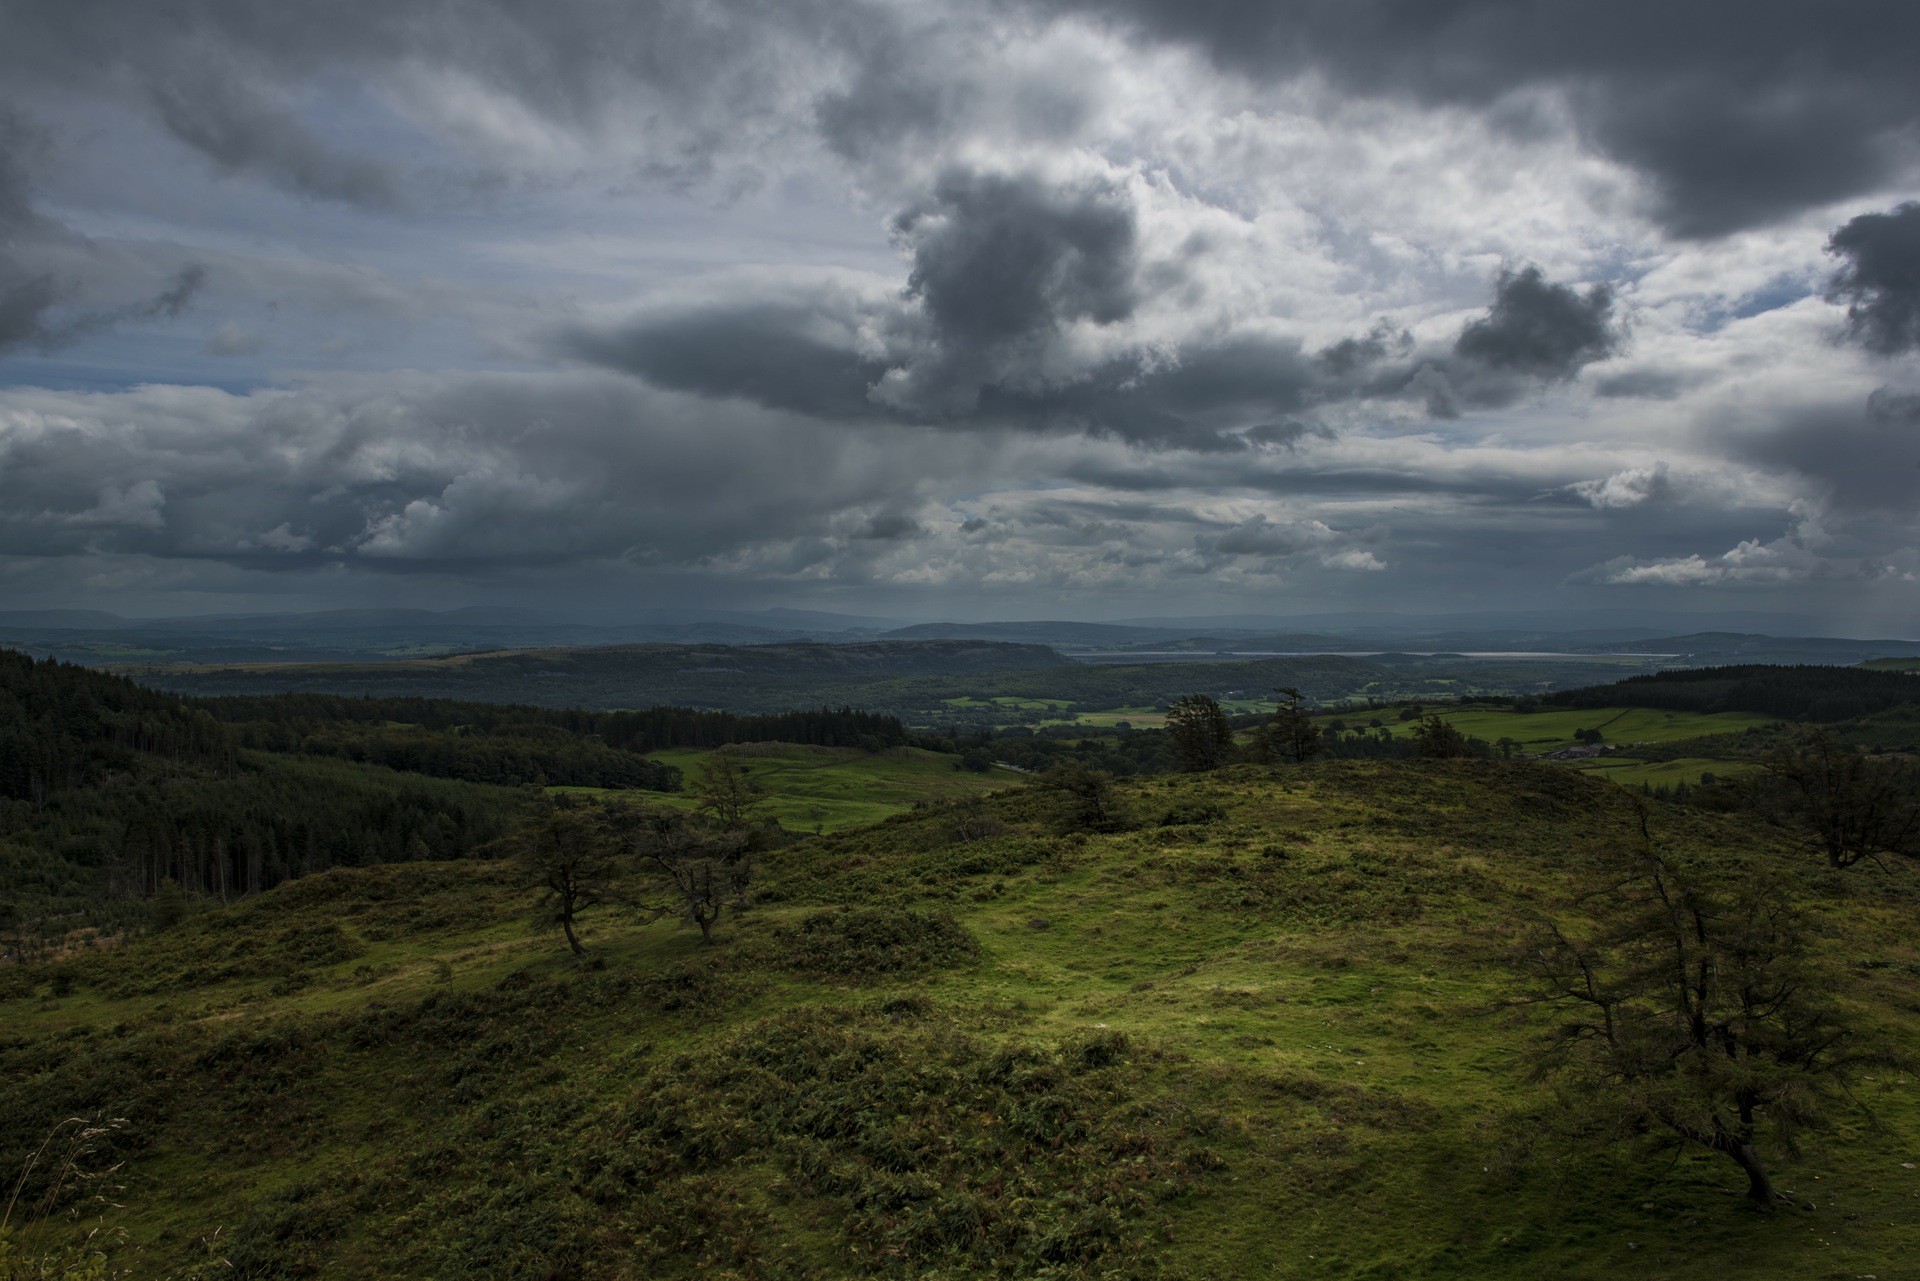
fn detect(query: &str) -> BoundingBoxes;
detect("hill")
[0,651,527,944]
[133,641,1075,710]
[4,761,1916,1278]
[132,646,1538,725]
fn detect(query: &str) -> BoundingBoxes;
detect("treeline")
[3,753,518,928]
[1545,664,1920,722]
[0,652,526,931]
[0,650,235,805]
[200,696,907,789]
[220,720,683,792]
[954,726,1180,777]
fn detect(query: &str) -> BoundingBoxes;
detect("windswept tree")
[1410,714,1471,759]
[606,803,752,945]
[1517,829,1879,1205]
[1040,760,1127,834]
[1256,686,1322,764]
[507,802,625,956]
[1757,730,1920,869]
[694,748,766,832]
[1166,694,1235,773]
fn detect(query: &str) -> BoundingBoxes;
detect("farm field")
[6,762,1917,1279]
[560,743,1024,832]
[1325,704,1783,752]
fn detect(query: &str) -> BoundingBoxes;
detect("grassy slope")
[4,762,1918,1279]
[561,744,1025,832]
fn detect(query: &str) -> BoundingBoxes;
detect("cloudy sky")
[2,0,1918,627]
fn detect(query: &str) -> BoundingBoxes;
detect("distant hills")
[4,605,1916,675]
[132,640,1076,711]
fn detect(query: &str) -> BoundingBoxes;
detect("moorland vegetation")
[2,648,1917,1277]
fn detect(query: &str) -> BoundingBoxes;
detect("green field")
[1325,704,1781,751]
[6,762,1917,1278]
[559,743,1023,832]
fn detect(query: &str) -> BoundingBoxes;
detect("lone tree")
[607,804,752,945]
[1040,760,1127,833]
[507,803,625,956]
[1166,693,1235,772]
[1757,730,1920,869]
[1517,829,1879,1205]
[1410,714,1471,759]
[1257,686,1322,764]
[694,748,767,832]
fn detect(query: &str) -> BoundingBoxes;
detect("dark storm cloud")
[1,0,889,204]
[1592,367,1709,401]
[1827,203,1920,355]
[1736,386,1920,513]
[1242,420,1333,449]
[0,373,985,573]
[149,76,398,207]
[854,512,924,540]
[1046,0,1920,236]
[561,296,894,420]
[1315,324,1411,377]
[0,107,65,354]
[0,105,207,355]
[565,290,1322,451]
[1304,266,1620,417]
[569,255,1615,441]
[1453,267,1617,378]
[893,169,1138,377]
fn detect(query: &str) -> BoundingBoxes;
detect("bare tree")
[605,803,751,945]
[1516,826,1880,1205]
[1758,730,1920,869]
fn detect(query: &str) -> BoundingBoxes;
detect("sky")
[1,0,1918,629]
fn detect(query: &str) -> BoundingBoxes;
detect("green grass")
[557,743,1023,832]
[5,762,1917,1278]
[1856,657,1920,671]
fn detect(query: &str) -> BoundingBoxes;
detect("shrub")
[763,907,979,978]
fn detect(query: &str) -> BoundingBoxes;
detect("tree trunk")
[696,912,715,945]
[1723,1139,1777,1205]
[561,909,586,956]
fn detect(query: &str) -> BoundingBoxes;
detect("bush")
[763,907,979,978]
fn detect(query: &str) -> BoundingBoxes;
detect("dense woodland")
[1544,663,1920,721]
[206,696,906,790]
[0,652,912,940]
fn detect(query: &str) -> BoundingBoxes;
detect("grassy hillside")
[5,762,1916,1279]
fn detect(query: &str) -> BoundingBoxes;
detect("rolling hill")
[3,761,1915,1278]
